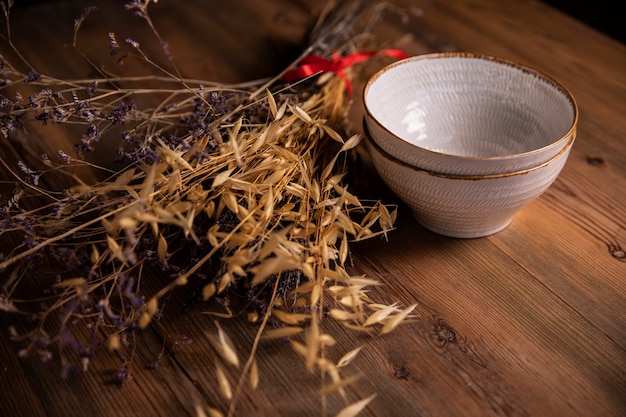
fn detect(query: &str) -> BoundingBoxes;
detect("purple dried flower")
[24,70,41,83]
[124,0,157,18]
[86,80,98,97]
[86,124,99,138]
[119,274,145,309]
[144,147,158,164]
[52,201,67,219]
[35,111,49,125]
[97,300,124,328]
[125,38,140,49]
[17,160,34,175]
[108,101,135,125]
[57,149,72,164]
[0,114,18,137]
[121,130,136,144]
[123,246,137,265]
[168,134,190,151]
[52,107,69,123]
[79,124,100,152]
[108,32,120,57]
[159,41,173,60]
[0,95,11,109]
[3,188,20,211]
[114,367,132,386]
[74,99,94,121]
[29,88,55,110]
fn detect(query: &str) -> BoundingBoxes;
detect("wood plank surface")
[1,1,625,417]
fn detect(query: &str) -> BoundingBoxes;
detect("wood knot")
[586,156,605,166]
[393,364,410,379]
[434,320,456,344]
[609,245,626,262]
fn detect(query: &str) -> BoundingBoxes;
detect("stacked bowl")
[363,53,578,238]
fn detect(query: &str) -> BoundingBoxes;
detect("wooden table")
[1,1,624,416]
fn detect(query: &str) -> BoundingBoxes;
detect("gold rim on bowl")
[362,52,579,173]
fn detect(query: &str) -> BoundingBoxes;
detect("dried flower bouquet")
[1,0,413,415]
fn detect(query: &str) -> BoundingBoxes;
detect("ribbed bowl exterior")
[365,135,574,238]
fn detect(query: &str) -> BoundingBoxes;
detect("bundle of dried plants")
[0,1,414,415]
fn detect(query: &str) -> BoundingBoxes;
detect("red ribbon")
[282,49,409,96]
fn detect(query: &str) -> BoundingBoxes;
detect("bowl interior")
[364,54,576,158]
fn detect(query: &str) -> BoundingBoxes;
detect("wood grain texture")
[1,0,625,416]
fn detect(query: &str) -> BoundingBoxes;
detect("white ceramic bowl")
[364,131,574,238]
[363,53,578,176]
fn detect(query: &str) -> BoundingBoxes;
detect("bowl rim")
[363,52,579,164]
[363,121,575,180]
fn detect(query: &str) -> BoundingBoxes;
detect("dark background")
[542,1,624,44]
[8,1,625,45]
